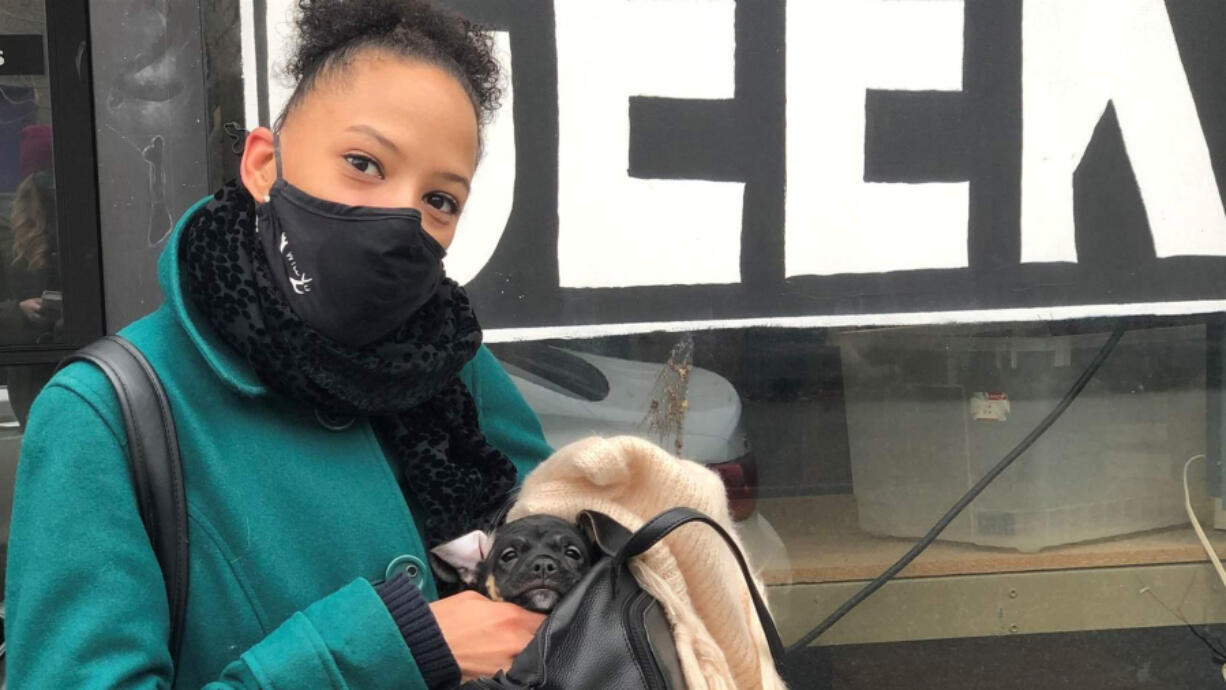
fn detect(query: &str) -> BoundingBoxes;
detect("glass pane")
[0,1,60,347]
[492,315,1226,686]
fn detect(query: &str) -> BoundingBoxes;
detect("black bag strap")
[58,335,189,662]
[611,507,786,669]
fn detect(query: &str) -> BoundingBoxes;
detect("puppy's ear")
[579,524,597,561]
[429,530,493,587]
[578,511,628,558]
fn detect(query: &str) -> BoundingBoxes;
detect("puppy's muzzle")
[531,556,559,576]
[510,555,577,612]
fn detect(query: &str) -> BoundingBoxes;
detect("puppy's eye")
[499,548,518,564]
[564,546,584,561]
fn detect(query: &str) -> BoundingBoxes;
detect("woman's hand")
[429,590,546,681]
[19,298,50,325]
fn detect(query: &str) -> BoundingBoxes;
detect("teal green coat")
[5,197,553,688]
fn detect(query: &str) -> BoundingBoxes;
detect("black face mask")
[255,141,446,348]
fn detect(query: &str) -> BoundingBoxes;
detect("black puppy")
[430,514,594,613]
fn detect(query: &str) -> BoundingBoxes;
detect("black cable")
[785,326,1127,654]
[1185,624,1226,664]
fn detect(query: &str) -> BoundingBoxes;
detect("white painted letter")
[555,0,741,288]
[449,32,515,285]
[1022,0,1226,263]
[786,0,968,277]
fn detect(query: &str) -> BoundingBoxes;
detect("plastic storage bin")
[835,325,1206,552]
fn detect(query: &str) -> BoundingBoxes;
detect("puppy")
[430,514,593,613]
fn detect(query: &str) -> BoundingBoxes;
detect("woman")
[5,1,552,686]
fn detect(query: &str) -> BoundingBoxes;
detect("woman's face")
[240,53,480,250]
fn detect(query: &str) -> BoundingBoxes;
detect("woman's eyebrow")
[438,171,471,192]
[345,124,399,154]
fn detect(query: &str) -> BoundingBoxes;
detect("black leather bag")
[461,507,785,690]
[59,336,190,656]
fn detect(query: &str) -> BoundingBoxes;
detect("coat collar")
[158,194,269,397]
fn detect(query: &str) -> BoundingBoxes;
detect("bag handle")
[611,507,786,667]
[59,335,189,663]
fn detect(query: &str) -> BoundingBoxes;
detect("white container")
[835,325,1206,552]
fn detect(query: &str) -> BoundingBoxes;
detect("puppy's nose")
[531,557,558,576]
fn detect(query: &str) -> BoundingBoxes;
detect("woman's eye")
[499,548,518,564]
[425,192,459,215]
[564,546,583,561]
[344,154,383,178]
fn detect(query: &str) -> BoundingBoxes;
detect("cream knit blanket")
[507,435,788,690]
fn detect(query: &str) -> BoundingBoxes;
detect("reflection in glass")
[0,168,59,343]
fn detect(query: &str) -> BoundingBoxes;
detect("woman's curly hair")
[280,0,502,129]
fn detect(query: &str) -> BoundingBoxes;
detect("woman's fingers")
[431,590,546,681]
[429,590,546,681]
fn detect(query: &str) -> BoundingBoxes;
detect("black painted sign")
[0,35,45,76]
[335,1,1226,334]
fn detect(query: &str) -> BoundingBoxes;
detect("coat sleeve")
[5,376,430,689]
[466,345,554,477]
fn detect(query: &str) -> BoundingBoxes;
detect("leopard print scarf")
[179,181,517,547]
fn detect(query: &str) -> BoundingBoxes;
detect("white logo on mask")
[278,233,313,294]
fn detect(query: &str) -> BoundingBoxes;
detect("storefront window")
[0,0,102,360]
[0,1,59,350]
[491,315,1226,686]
